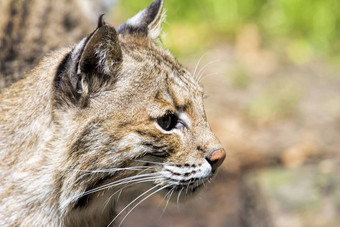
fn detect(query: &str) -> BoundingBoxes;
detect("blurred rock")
[281,132,321,168]
[255,162,340,227]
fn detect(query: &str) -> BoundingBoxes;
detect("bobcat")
[0,0,225,226]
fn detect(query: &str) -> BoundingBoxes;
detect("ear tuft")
[117,0,164,41]
[78,24,122,75]
[97,14,106,28]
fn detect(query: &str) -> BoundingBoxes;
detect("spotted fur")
[0,1,224,226]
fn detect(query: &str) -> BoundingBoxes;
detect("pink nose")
[206,149,226,171]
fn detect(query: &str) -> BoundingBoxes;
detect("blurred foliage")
[247,80,301,123]
[112,0,340,63]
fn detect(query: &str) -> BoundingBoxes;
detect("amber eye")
[157,114,178,131]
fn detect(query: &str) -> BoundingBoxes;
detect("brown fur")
[0,0,116,90]
[0,1,224,226]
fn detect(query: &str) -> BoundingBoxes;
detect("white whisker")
[134,160,166,166]
[160,185,173,206]
[62,166,153,174]
[103,175,162,212]
[185,179,192,195]
[103,176,164,212]
[192,52,208,81]
[201,178,206,187]
[103,189,122,211]
[82,176,158,197]
[162,186,175,213]
[198,72,220,82]
[196,59,221,82]
[115,184,170,227]
[176,187,184,209]
[108,184,164,227]
[65,166,155,192]
[72,173,160,202]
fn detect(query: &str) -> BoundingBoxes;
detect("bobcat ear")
[75,15,122,76]
[54,16,122,107]
[117,0,164,41]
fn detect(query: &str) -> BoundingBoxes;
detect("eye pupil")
[157,114,177,131]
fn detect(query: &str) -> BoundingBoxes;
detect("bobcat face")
[52,0,225,223]
[116,45,224,199]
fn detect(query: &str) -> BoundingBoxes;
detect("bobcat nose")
[205,148,226,171]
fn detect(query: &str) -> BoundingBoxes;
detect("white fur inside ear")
[148,11,166,40]
[95,44,108,73]
[95,43,114,75]
[72,38,87,63]
[70,38,88,75]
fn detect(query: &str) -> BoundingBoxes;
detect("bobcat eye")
[157,114,179,131]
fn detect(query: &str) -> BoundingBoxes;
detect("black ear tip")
[97,14,106,28]
[117,0,164,37]
[154,0,163,6]
[150,0,163,11]
[146,0,164,25]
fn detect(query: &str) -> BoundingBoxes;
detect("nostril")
[205,148,226,171]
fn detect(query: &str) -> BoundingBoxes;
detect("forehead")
[122,40,202,83]
[151,69,204,118]
[118,40,204,109]
[166,71,203,105]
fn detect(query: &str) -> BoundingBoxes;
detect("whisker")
[162,186,175,213]
[103,188,122,211]
[62,166,153,174]
[198,72,220,82]
[64,166,154,193]
[72,173,160,202]
[108,184,163,227]
[82,176,159,197]
[176,187,184,209]
[134,159,165,165]
[185,179,192,195]
[160,185,173,206]
[65,166,156,192]
[192,52,208,81]
[201,178,206,187]
[115,184,170,227]
[196,59,221,82]
[103,177,160,212]
[116,188,123,203]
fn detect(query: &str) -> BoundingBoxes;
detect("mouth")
[160,175,212,199]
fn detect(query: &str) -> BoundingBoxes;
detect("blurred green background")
[112,0,340,64]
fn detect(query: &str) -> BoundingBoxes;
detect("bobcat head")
[0,0,225,225]
[52,0,226,223]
